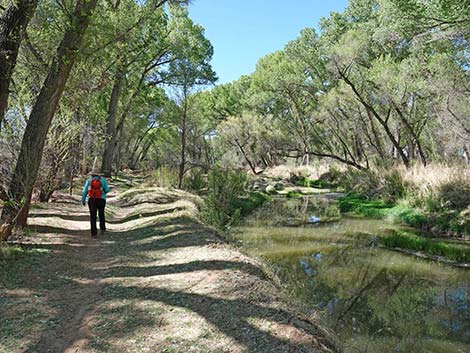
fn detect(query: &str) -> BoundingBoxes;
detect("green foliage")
[286,191,303,199]
[233,192,271,217]
[201,168,248,230]
[182,169,207,192]
[338,194,428,228]
[382,230,470,263]
[295,177,336,189]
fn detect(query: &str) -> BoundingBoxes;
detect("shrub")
[437,178,470,211]
[183,169,207,192]
[337,168,408,203]
[201,168,249,230]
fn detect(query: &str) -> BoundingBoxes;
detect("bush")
[437,178,470,211]
[337,168,407,202]
[201,168,249,230]
[183,169,207,192]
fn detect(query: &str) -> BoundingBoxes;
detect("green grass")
[295,177,336,189]
[338,194,428,228]
[0,245,50,264]
[382,230,470,263]
[286,191,303,199]
[338,195,394,217]
[234,192,271,216]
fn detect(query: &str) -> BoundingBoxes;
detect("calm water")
[232,196,470,353]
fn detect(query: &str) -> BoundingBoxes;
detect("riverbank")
[0,180,336,353]
[245,164,470,265]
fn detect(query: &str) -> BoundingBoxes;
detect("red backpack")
[88,177,102,199]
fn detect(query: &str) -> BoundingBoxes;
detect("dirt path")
[0,183,335,353]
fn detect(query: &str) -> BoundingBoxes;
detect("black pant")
[88,198,106,236]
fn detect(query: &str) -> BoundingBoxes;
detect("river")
[232,194,470,353]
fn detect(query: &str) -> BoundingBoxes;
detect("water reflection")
[233,196,470,353]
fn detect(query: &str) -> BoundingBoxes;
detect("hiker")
[81,168,110,238]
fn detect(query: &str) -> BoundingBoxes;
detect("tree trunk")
[178,85,188,189]
[0,0,39,131]
[101,66,124,177]
[0,0,99,240]
[339,71,410,168]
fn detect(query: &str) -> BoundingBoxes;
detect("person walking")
[81,166,110,238]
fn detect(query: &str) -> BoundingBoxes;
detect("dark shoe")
[100,230,106,236]
[91,234,97,238]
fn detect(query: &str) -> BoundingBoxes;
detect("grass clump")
[382,230,470,263]
[147,166,179,188]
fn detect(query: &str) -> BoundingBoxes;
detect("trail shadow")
[27,225,87,237]
[98,284,323,353]
[107,207,185,224]
[28,207,184,224]
[102,259,267,280]
[29,213,90,222]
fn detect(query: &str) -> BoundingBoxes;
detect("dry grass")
[399,163,470,196]
[263,162,346,180]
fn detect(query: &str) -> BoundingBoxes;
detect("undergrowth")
[201,168,270,230]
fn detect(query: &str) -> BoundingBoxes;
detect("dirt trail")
[0,181,334,353]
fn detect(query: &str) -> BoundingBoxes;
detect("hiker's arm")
[102,178,110,194]
[81,179,90,205]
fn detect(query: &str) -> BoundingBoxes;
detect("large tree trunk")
[0,0,39,131]
[101,67,124,177]
[0,0,99,240]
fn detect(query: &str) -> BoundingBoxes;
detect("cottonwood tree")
[0,0,99,239]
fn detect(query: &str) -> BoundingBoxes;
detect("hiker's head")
[89,168,101,177]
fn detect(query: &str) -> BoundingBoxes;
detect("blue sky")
[188,0,349,85]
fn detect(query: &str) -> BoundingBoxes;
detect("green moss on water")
[382,230,470,263]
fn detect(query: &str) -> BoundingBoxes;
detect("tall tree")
[0,0,99,240]
[0,0,39,131]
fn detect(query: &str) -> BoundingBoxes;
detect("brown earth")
[0,181,335,353]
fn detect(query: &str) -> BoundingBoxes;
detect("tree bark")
[101,66,124,177]
[0,0,39,131]
[0,0,99,240]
